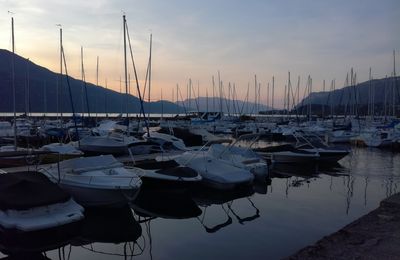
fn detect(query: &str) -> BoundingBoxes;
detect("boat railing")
[293,131,319,150]
[52,170,141,186]
[223,133,261,157]
[179,138,232,166]
[62,163,125,174]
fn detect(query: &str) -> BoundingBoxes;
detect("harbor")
[0,1,400,259]
[0,121,399,259]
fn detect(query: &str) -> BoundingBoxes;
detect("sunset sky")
[0,0,399,108]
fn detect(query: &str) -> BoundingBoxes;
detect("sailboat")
[78,16,141,155]
[39,17,143,207]
[36,26,84,162]
[0,16,44,167]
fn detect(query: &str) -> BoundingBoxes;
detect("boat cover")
[59,155,122,171]
[0,171,70,210]
[136,160,199,178]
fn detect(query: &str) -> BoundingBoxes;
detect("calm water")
[1,146,399,260]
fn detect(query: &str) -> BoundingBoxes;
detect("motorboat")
[294,132,350,163]
[206,134,268,180]
[39,142,83,163]
[255,144,320,164]
[0,121,13,138]
[40,155,142,207]
[128,159,202,186]
[325,130,358,144]
[0,147,49,168]
[0,170,81,257]
[360,129,400,148]
[143,132,188,151]
[78,134,138,155]
[0,171,84,232]
[166,141,254,190]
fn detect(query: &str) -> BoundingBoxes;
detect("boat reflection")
[253,178,272,194]
[0,220,81,259]
[131,187,202,219]
[72,205,141,245]
[271,161,348,179]
[192,186,260,233]
[70,205,143,258]
[0,205,143,259]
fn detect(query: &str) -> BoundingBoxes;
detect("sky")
[0,0,399,108]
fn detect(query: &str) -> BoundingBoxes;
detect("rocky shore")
[286,193,400,260]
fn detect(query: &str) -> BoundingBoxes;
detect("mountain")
[0,49,184,114]
[300,77,399,106]
[177,97,271,114]
[297,76,400,115]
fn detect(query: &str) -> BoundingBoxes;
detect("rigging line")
[125,20,150,135]
[177,85,188,114]
[240,83,250,115]
[81,47,91,118]
[61,46,80,145]
[190,80,200,112]
[142,34,152,109]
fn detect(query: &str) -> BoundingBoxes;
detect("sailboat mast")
[96,56,99,118]
[105,79,108,117]
[206,88,209,113]
[123,15,129,130]
[212,76,215,112]
[161,88,163,120]
[59,27,63,119]
[368,68,372,117]
[267,83,270,113]
[44,80,47,115]
[254,74,257,115]
[218,71,222,115]
[272,76,274,115]
[11,17,17,149]
[81,46,84,116]
[393,50,396,117]
[26,59,30,116]
[148,34,152,118]
[176,84,179,110]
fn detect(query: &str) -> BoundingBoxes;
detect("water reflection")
[0,221,80,260]
[70,206,142,258]
[0,206,143,260]
[131,188,202,220]
[193,186,260,233]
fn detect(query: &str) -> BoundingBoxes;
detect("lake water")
[1,146,399,259]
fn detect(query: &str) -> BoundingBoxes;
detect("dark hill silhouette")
[296,76,399,116]
[0,49,184,114]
